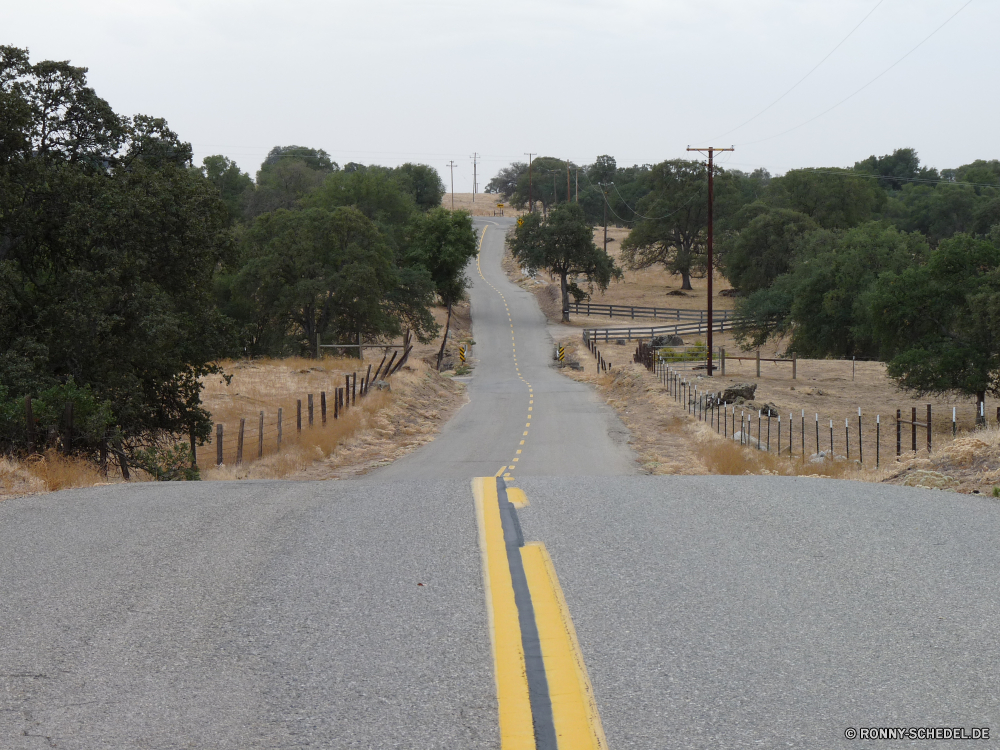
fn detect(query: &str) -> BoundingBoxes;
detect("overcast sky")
[6,0,995,191]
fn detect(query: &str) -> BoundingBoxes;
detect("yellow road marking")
[526,422,531,427]
[507,487,529,508]
[472,478,534,750]
[520,440,525,445]
[528,407,532,411]
[521,542,608,750]
[495,466,507,477]
[512,457,518,462]
[523,431,529,436]
[516,449,522,454]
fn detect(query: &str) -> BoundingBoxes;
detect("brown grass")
[557,349,996,493]
[200,355,466,480]
[0,450,106,497]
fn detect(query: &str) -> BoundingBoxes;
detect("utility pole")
[471,152,478,202]
[601,183,609,253]
[686,145,734,378]
[525,153,536,213]
[447,160,457,210]
[575,168,578,202]
[566,165,571,205]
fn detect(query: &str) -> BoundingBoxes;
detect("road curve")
[2,218,1000,748]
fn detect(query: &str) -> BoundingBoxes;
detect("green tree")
[733,222,930,357]
[485,162,527,201]
[304,166,417,250]
[619,159,709,290]
[201,155,253,224]
[719,207,817,294]
[406,208,479,369]
[862,234,1000,415]
[393,163,446,212]
[0,46,231,457]
[235,207,436,356]
[507,203,619,322]
[767,168,886,229]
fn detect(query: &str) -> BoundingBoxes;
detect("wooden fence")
[583,316,736,344]
[569,302,737,323]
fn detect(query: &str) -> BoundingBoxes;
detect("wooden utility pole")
[601,183,609,253]
[566,165,571,205]
[471,152,478,202]
[447,160,457,209]
[686,145,734,378]
[575,169,578,201]
[525,153,536,213]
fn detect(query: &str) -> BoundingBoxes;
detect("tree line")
[0,46,477,465]
[489,148,1000,410]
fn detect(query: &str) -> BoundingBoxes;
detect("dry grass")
[441,192,526,217]
[0,352,468,499]
[557,349,1000,494]
[0,450,106,497]
[200,355,466,480]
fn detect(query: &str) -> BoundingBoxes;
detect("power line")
[711,0,886,140]
[737,0,974,147]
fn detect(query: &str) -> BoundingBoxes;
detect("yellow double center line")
[473,477,607,749]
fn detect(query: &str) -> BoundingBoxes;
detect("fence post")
[896,409,901,457]
[352,373,357,405]
[24,395,34,448]
[316,333,321,360]
[911,406,917,454]
[720,347,726,376]
[927,404,932,454]
[320,392,326,423]
[345,376,351,408]
[117,440,130,480]
[815,413,819,455]
[216,423,224,466]
[258,411,264,458]
[308,394,314,427]
[756,349,761,378]
[297,400,302,432]
[858,408,863,464]
[236,418,245,465]
[334,389,339,419]
[953,406,957,437]
[876,415,880,468]
[792,352,797,380]
[277,408,283,445]
[190,427,198,469]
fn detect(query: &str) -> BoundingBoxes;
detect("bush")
[131,443,200,481]
[657,340,708,363]
[0,378,115,454]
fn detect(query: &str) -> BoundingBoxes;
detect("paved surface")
[2,217,999,747]
[375,218,637,481]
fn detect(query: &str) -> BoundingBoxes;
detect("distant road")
[2,217,999,748]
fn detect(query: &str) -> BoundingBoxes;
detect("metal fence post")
[216,423,223,466]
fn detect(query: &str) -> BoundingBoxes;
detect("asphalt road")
[2,217,999,748]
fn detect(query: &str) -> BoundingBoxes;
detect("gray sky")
[6,0,995,191]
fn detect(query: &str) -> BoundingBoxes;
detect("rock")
[652,335,685,347]
[902,470,958,490]
[372,380,391,391]
[720,382,757,403]
[747,401,780,417]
